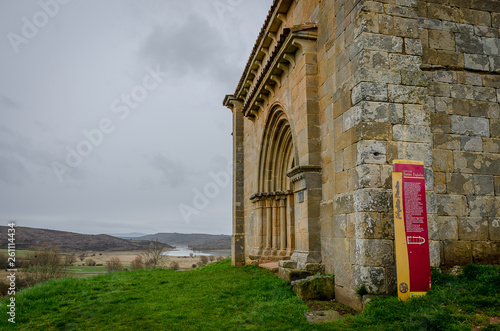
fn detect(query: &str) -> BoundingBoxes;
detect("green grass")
[0,261,498,330]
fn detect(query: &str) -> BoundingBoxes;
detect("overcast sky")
[0,0,272,235]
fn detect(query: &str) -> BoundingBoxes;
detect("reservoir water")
[163,246,230,257]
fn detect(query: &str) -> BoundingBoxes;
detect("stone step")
[259,261,279,272]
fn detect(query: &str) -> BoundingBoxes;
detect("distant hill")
[0,226,172,252]
[137,233,231,250]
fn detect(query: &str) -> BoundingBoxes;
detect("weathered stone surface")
[490,218,500,240]
[429,29,455,51]
[464,54,490,71]
[355,67,401,85]
[350,239,393,267]
[450,115,490,137]
[454,151,500,175]
[357,140,387,164]
[389,54,421,71]
[404,104,429,125]
[353,265,386,294]
[405,38,423,55]
[397,142,433,166]
[472,241,500,264]
[460,136,483,152]
[483,138,500,153]
[393,125,432,143]
[443,241,472,266]
[388,85,428,104]
[458,217,489,240]
[291,275,335,300]
[447,173,474,195]
[352,82,388,105]
[473,175,495,195]
[468,196,498,217]
[433,149,454,172]
[456,33,483,54]
[360,32,403,53]
[437,194,468,216]
[401,71,428,87]
[438,216,459,240]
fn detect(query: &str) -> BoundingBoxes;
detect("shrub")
[200,255,209,265]
[106,257,123,273]
[169,261,180,271]
[79,253,86,262]
[0,252,9,269]
[86,258,96,266]
[192,264,197,268]
[21,243,66,287]
[130,255,144,270]
[209,256,215,262]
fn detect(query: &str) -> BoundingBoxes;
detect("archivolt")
[258,107,295,193]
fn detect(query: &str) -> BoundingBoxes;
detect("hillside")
[137,233,231,250]
[0,226,171,251]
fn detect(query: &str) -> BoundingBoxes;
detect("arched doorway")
[250,107,296,260]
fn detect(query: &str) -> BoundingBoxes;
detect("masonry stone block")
[460,136,483,152]
[429,30,455,51]
[464,54,490,71]
[450,115,490,137]
[397,142,433,166]
[351,239,394,267]
[472,241,500,264]
[404,104,429,125]
[490,56,500,73]
[393,125,432,143]
[353,164,381,189]
[447,173,474,195]
[454,151,500,175]
[433,149,454,172]
[443,241,472,266]
[353,265,387,294]
[429,240,441,267]
[405,38,423,55]
[388,85,428,104]
[401,71,428,87]
[438,216,459,240]
[357,140,387,165]
[483,138,500,154]
[355,67,401,85]
[456,33,483,54]
[437,194,468,216]
[352,82,388,105]
[490,218,500,240]
[361,32,403,53]
[468,195,498,217]
[473,175,495,196]
[458,217,489,240]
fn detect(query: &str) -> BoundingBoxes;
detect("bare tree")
[141,239,168,268]
[130,255,144,270]
[106,257,123,273]
[64,253,77,266]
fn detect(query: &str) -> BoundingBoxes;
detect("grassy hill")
[137,233,230,250]
[0,226,169,251]
[1,261,499,330]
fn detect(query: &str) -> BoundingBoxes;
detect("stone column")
[264,197,272,255]
[287,192,295,255]
[223,97,245,267]
[272,197,279,255]
[279,196,287,256]
[257,198,264,255]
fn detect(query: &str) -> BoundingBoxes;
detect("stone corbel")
[264,84,275,98]
[270,74,281,88]
[276,13,287,25]
[292,38,317,55]
[283,53,296,68]
[277,62,289,75]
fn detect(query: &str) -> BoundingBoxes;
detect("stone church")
[223,0,500,309]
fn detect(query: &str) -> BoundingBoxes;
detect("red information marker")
[392,160,431,300]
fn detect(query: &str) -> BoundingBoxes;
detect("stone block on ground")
[291,275,335,300]
[304,310,341,324]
